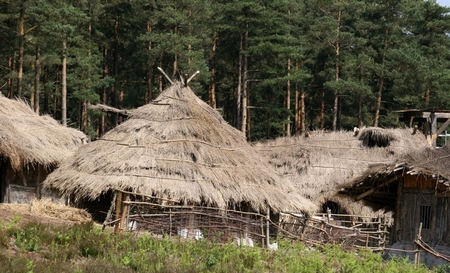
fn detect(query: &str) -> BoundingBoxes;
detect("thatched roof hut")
[253,127,430,216]
[339,145,450,256]
[0,95,88,170]
[0,94,88,203]
[43,82,315,214]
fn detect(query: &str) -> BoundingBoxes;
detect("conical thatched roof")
[253,128,430,216]
[43,82,315,213]
[339,144,450,210]
[0,94,88,170]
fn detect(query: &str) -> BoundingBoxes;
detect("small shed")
[253,127,430,218]
[0,94,88,203]
[43,81,316,241]
[340,145,450,244]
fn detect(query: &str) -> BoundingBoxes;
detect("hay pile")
[0,199,92,223]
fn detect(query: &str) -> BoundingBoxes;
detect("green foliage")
[0,220,443,273]
[2,0,450,138]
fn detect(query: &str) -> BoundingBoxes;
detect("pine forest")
[1,0,450,141]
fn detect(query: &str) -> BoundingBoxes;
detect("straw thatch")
[43,82,315,214]
[340,144,450,210]
[253,127,430,216]
[0,94,88,170]
[0,198,92,223]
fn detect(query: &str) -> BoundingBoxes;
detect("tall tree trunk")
[118,80,124,123]
[158,57,163,92]
[99,47,109,136]
[424,79,430,107]
[34,46,41,113]
[43,67,49,114]
[61,40,67,126]
[247,87,251,140]
[208,34,218,108]
[294,60,300,135]
[286,58,291,136]
[145,20,153,104]
[241,30,248,138]
[295,88,299,135]
[300,90,306,133]
[81,100,88,131]
[236,33,243,129]
[173,22,178,76]
[358,95,363,128]
[374,20,389,127]
[81,16,93,132]
[320,89,325,129]
[332,9,341,131]
[17,8,24,97]
[111,14,119,127]
[7,56,14,98]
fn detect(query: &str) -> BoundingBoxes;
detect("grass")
[0,218,447,273]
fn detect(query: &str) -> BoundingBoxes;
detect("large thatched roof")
[253,128,430,216]
[0,94,88,170]
[43,82,315,213]
[340,144,450,210]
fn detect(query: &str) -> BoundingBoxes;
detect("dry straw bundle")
[1,198,91,223]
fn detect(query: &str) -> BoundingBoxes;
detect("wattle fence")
[103,189,390,250]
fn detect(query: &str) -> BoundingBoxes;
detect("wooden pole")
[169,208,172,239]
[35,165,41,200]
[102,191,117,231]
[119,194,130,234]
[266,208,270,248]
[114,191,123,234]
[414,222,423,266]
[382,216,388,250]
[261,213,264,246]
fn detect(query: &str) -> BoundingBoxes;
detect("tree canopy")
[1,0,450,140]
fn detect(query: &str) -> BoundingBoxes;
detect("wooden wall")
[0,161,55,203]
[397,174,450,247]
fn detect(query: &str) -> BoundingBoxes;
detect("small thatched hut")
[44,82,315,227]
[253,127,430,217]
[340,145,450,266]
[340,145,450,243]
[0,94,88,203]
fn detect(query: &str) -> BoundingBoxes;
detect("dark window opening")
[419,205,432,229]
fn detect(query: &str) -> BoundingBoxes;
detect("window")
[419,206,432,229]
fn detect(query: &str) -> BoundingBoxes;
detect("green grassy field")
[0,217,446,273]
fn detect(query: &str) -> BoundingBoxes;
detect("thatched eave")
[0,95,88,171]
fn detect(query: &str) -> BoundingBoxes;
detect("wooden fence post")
[414,222,423,266]
[266,208,270,248]
[169,208,172,239]
[119,194,130,234]
[114,191,123,234]
[382,216,388,250]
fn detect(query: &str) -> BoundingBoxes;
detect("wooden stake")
[266,208,270,248]
[119,194,130,234]
[414,222,423,266]
[114,191,123,234]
